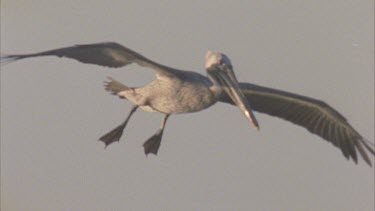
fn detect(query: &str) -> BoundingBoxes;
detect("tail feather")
[104,77,129,97]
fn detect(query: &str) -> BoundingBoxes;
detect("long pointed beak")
[210,66,259,130]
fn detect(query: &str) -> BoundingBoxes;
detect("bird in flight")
[1,42,374,165]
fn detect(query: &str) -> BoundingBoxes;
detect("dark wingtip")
[360,151,373,167]
[0,54,22,66]
[354,138,374,167]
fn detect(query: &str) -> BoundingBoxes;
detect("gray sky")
[1,1,374,210]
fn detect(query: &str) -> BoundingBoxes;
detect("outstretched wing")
[0,42,179,77]
[219,82,375,166]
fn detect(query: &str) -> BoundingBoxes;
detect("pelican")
[1,42,374,166]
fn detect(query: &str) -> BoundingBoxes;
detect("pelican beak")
[209,64,259,130]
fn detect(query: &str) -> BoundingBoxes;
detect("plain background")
[1,1,374,211]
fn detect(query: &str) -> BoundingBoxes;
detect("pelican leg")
[143,114,170,155]
[99,105,138,148]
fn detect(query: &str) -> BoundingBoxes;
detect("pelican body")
[1,42,373,165]
[118,69,217,114]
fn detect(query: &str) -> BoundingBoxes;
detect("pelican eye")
[219,60,227,67]
[219,61,232,70]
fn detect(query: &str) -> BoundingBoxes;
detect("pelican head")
[205,51,259,129]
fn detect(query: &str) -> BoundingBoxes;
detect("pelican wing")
[0,42,178,77]
[219,83,375,166]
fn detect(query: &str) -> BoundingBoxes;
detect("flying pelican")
[1,42,374,166]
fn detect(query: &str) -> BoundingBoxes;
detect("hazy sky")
[1,1,374,210]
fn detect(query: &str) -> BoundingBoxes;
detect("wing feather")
[219,82,374,166]
[0,42,179,77]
